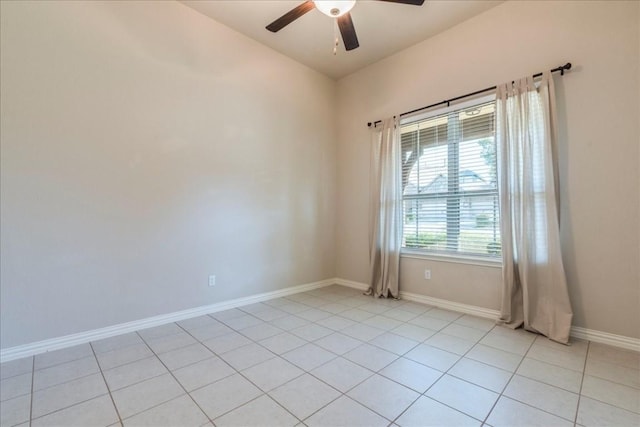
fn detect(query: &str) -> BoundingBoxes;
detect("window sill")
[400,249,502,268]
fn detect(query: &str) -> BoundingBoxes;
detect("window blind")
[400,99,501,257]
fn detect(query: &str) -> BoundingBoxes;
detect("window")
[400,98,500,258]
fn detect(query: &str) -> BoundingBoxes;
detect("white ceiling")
[181,0,503,80]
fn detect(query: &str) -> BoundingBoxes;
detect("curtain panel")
[368,117,402,298]
[496,72,573,343]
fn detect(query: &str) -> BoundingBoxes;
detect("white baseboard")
[570,326,640,352]
[333,278,369,291]
[0,278,336,363]
[335,278,640,352]
[3,277,638,362]
[399,290,502,320]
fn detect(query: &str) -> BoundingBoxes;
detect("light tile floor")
[1,285,639,427]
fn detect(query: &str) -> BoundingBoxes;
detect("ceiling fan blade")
[375,0,425,5]
[266,0,315,33]
[337,12,359,51]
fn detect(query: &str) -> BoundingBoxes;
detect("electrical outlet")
[424,269,431,280]
[208,275,216,287]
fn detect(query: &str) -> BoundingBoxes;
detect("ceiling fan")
[266,0,426,52]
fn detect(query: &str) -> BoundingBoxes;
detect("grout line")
[134,329,219,425]
[89,342,124,426]
[28,356,34,427]
[574,341,590,425]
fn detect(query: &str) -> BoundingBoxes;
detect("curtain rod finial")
[367,122,372,127]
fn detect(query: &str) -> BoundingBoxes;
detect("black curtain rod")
[367,62,572,128]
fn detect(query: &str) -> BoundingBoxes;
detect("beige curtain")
[496,72,573,343]
[368,117,402,298]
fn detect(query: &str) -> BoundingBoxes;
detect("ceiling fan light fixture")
[313,0,356,18]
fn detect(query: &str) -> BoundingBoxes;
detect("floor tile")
[480,331,534,356]
[290,323,333,341]
[314,333,362,355]
[466,344,522,372]
[585,357,640,389]
[426,374,498,420]
[581,375,640,413]
[424,308,463,322]
[238,323,283,341]
[1,358,33,381]
[201,332,252,354]
[31,394,118,427]
[449,357,511,393]
[96,343,154,371]
[269,373,341,419]
[576,396,640,427]
[268,315,311,331]
[177,315,220,331]
[486,396,573,427]
[219,343,275,371]
[32,373,108,418]
[424,332,475,355]
[347,374,419,420]
[339,308,375,322]
[453,315,497,332]
[33,355,100,391]
[320,302,351,314]
[157,343,213,371]
[340,323,385,342]
[283,343,336,371]
[242,357,303,391]
[0,393,31,426]
[399,302,432,315]
[296,308,332,322]
[210,308,250,322]
[144,332,197,355]
[122,394,208,427]
[516,357,582,393]
[404,344,460,372]
[111,373,183,419]
[11,288,640,427]
[588,342,640,370]
[316,316,356,331]
[1,372,32,401]
[362,315,403,331]
[214,394,297,427]
[103,356,167,391]
[172,356,235,392]
[305,395,389,427]
[526,343,586,372]
[259,332,307,355]
[396,396,481,427]
[239,302,272,315]
[504,375,579,421]
[310,357,373,392]
[409,315,451,331]
[34,344,94,370]
[382,308,420,323]
[343,343,398,372]
[220,314,263,331]
[188,322,233,341]
[277,302,311,315]
[440,323,487,342]
[368,332,419,355]
[137,323,183,340]
[391,323,437,341]
[379,357,442,393]
[92,333,144,354]
[190,374,262,420]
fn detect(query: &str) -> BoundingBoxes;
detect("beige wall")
[336,1,640,338]
[0,1,337,348]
